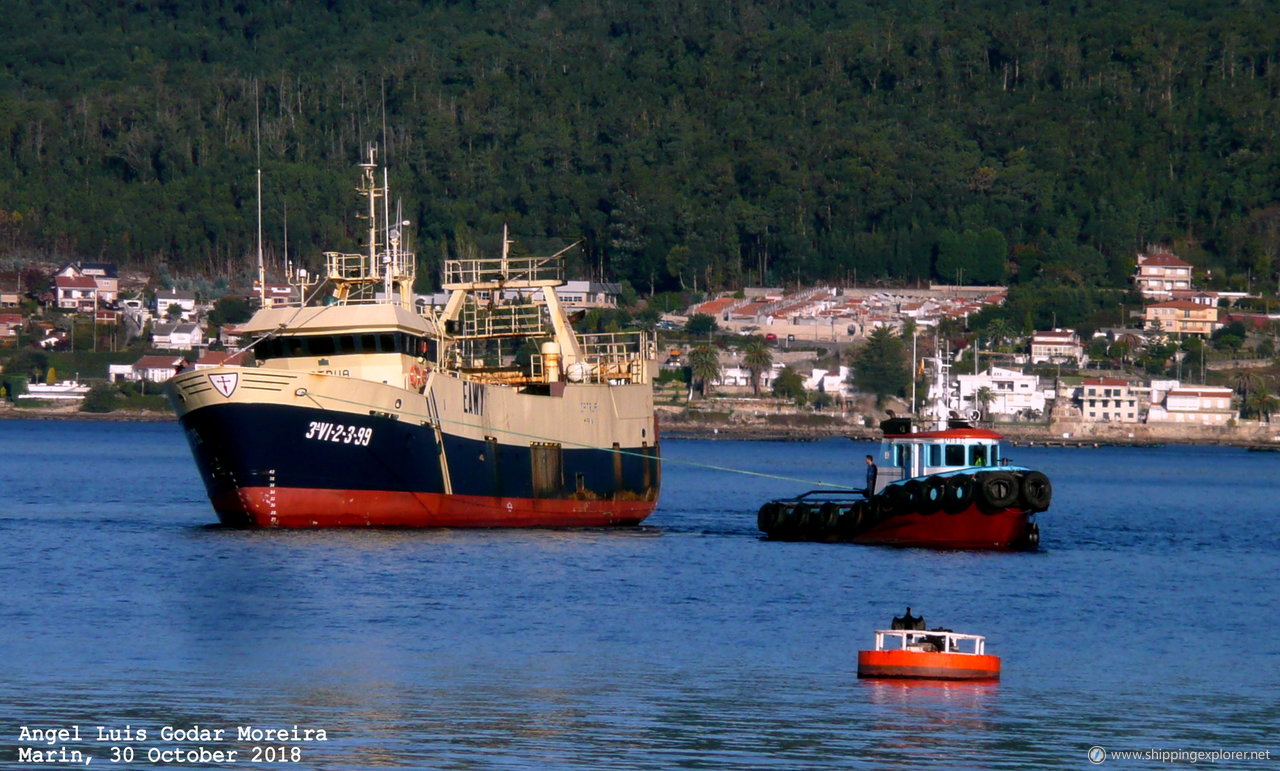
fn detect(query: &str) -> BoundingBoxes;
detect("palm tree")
[742,341,773,396]
[1247,385,1277,422]
[983,318,1016,349]
[974,386,995,421]
[1232,371,1261,412]
[688,345,721,398]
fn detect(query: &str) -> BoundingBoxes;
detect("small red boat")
[857,609,1000,681]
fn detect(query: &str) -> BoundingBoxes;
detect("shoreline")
[0,405,175,422]
[4,404,1278,449]
[656,409,1280,448]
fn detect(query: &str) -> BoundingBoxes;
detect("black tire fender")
[977,471,1019,511]
[919,476,945,514]
[1020,471,1053,511]
[943,474,976,513]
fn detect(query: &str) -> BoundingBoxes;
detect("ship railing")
[325,251,379,282]
[873,629,986,655]
[318,250,417,304]
[443,255,563,289]
[530,331,655,385]
[455,302,548,338]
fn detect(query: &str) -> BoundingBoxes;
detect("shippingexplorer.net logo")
[1088,745,1273,764]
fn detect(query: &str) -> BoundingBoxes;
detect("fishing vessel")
[857,608,1001,680]
[167,152,660,527]
[757,356,1050,549]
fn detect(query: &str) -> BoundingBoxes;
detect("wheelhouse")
[874,428,1005,492]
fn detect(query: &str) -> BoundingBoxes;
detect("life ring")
[1019,471,1053,511]
[977,471,1019,511]
[943,474,976,514]
[408,365,426,392]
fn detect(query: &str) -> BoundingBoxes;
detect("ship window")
[337,335,357,353]
[895,444,911,468]
[360,334,378,352]
[944,445,965,465]
[256,338,280,359]
[927,445,943,466]
[970,445,987,467]
[378,333,396,352]
[285,337,305,356]
[308,336,335,356]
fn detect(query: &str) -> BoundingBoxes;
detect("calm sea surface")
[1,419,1277,769]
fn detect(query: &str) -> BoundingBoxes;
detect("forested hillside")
[3,0,1280,295]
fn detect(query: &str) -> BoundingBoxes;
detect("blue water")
[1,419,1277,769]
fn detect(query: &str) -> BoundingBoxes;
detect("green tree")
[166,303,184,322]
[1248,388,1277,422]
[687,345,721,397]
[684,313,719,336]
[983,318,1017,349]
[742,341,773,396]
[80,383,119,413]
[771,366,807,405]
[208,295,253,327]
[850,327,909,402]
[975,386,995,420]
[6,349,48,381]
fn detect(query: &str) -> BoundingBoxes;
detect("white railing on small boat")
[873,629,987,655]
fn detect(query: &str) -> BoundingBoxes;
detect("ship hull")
[850,504,1033,550]
[171,368,659,528]
[857,649,1001,680]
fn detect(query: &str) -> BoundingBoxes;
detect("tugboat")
[757,356,1050,549]
[167,150,660,528]
[857,608,1001,681]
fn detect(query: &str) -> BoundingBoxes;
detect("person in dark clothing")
[864,454,878,495]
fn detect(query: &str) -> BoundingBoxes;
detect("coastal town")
[1,248,1278,445]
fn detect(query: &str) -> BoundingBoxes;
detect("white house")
[154,289,197,321]
[55,275,99,312]
[1146,382,1236,426]
[1078,378,1140,423]
[715,363,782,391]
[56,262,119,304]
[803,366,854,398]
[1030,329,1086,366]
[129,355,186,383]
[955,367,1045,418]
[151,322,204,351]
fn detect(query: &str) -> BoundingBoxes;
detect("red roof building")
[55,275,99,311]
[1134,251,1193,298]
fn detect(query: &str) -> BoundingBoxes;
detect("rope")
[303,389,850,490]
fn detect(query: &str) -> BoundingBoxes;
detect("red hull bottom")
[852,504,1032,550]
[211,487,656,528]
[857,650,1001,680]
